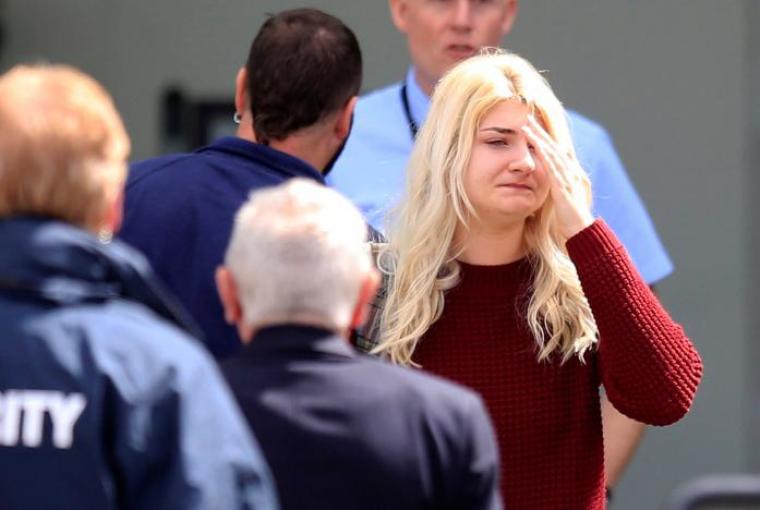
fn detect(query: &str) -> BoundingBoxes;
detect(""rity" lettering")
[0,390,86,449]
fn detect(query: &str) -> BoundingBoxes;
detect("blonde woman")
[365,51,702,509]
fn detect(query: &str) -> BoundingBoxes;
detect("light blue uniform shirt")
[329,68,673,284]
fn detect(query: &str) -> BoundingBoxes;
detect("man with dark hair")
[246,11,361,145]
[119,8,362,358]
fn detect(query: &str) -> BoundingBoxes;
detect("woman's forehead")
[479,98,531,129]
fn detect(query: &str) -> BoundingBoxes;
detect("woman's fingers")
[522,116,594,239]
[522,121,571,192]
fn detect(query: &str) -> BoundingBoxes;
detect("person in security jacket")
[0,65,279,510]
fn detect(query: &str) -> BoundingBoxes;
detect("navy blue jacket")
[0,218,279,510]
[119,137,325,358]
[222,325,502,510]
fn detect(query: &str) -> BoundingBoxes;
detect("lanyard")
[400,83,419,140]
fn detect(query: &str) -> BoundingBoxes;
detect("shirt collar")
[200,136,326,184]
[405,67,431,128]
[242,324,356,359]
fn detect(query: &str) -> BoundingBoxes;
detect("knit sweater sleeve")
[566,220,702,426]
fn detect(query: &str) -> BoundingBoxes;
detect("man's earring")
[233,112,242,125]
[98,229,113,244]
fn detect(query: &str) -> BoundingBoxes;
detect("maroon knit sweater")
[413,220,702,510]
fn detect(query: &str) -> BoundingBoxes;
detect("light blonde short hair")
[0,64,129,230]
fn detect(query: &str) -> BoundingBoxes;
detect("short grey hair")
[224,178,372,332]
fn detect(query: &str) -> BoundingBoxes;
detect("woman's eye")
[487,139,508,147]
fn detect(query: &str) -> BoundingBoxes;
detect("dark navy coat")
[222,325,502,510]
[119,137,325,358]
[0,218,279,510]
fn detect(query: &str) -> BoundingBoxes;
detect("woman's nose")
[509,144,537,173]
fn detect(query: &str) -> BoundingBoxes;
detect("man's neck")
[235,111,256,142]
[413,68,437,98]
[269,136,327,173]
[242,318,349,344]
[236,121,329,174]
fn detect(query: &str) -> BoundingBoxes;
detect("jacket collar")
[198,136,326,184]
[242,324,356,359]
[0,216,201,338]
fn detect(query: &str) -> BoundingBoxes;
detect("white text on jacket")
[0,390,86,448]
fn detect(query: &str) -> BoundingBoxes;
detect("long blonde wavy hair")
[373,50,598,366]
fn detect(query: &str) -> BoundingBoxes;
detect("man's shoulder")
[80,301,208,364]
[127,152,202,190]
[225,343,482,415]
[9,300,213,397]
[566,109,674,283]
[87,302,229,400]
[352,81,407,131]
[357,81,403,110]
[121,143,245,235]
[327,81,412,223]
[566,109,614,148]
[359,355,485,414]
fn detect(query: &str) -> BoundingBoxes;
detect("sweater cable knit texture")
[413,220,702,509]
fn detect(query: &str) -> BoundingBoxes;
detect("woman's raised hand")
[522,116,594,240]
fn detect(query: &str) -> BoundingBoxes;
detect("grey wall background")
[751,0,760,481]
[1,2,752,509]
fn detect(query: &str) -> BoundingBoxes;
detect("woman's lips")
[500,183,533,191]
